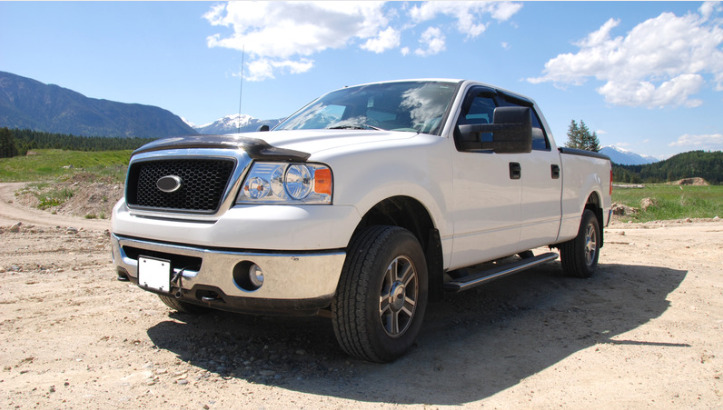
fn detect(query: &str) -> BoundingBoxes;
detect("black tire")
[331,226,428,363]
[158,294,209,314]
[560,209,601,278]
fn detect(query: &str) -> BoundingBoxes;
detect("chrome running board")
[444,252,558,292]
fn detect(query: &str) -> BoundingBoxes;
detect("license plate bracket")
[138,256,171,293]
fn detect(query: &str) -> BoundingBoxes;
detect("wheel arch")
[351,196,444,301]
[584,191,604,248]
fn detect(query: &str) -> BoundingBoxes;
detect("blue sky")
[1,1,722,159]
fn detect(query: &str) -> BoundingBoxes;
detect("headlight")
[236,162,333,205]
[285,164,312,199]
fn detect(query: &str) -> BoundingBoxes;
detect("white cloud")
[205,1,390,81]
[361,27,400,53]
[669,133,723,150]
[597,74,705,108]
[699,1,722,21]
[205,2,389,57]
[415,27,446,57]
[204,1,522,80]
[409,1,522,38]
[528,8,723,108]
[490,2,524,21]
[245,58,315,82]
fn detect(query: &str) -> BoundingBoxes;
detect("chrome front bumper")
[111,234,346,313]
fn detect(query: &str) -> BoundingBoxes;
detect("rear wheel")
[158,294,209,314]
[332,226,428,363]
[560,209,600,278]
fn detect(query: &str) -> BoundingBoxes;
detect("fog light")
[233,261,265,291]
[249,264,264,288]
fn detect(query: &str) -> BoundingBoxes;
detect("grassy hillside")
[0,149,131,182]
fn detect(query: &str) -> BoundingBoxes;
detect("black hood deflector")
[131,134,311,162]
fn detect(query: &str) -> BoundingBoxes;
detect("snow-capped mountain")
[600,146,659,165]
[180,117,196,128]
[194,113,281,134]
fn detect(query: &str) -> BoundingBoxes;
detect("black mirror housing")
[458,106,532,153]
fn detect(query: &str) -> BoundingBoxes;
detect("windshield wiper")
[326,124,384,131]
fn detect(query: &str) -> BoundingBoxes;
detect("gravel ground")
[0,182,721,408]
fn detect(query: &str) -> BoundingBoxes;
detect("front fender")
[319,134,453,240]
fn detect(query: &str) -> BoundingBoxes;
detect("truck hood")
[261,129,417,154]
[132,129,418,161]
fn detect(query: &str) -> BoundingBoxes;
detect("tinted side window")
[454,90,497,150]
[461,96,496,125]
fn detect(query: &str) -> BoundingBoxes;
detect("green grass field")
[0,149,131,183]
[2,150,721,222]
[612,184,723,222]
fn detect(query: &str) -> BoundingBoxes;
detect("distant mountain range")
[193,113,281,134]
[0,71,195,138]
[600,145,658,165]
[0,71,286,139]
[0,72,692,167]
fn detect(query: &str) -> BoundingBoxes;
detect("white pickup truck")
[111,79,612,362]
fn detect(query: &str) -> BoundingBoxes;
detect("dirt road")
[0,183,110,231]
[0,182,721,408]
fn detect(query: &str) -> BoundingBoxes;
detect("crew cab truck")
[111,79,612,362]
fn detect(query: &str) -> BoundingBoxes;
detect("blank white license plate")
[138,256,171,293]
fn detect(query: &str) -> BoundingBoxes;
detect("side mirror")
[458,106,532,153]
[257,124,270,132]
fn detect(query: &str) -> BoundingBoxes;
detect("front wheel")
[332,226,428,363]
[559,209,601,278]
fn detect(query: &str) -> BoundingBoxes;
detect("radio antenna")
[237,46,245,134]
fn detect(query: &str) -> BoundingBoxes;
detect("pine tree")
[0,127,18,158]
[566,120,600,152]
[587,130,601,152]
[566,120,581,149]
[579,120,590,149]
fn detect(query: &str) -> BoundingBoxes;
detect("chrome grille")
[126,158,236,213]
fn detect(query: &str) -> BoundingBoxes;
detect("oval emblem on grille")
[156,175,182,193]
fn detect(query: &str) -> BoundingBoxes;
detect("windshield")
[275,81,459,135]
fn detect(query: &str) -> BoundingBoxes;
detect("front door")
[449,87,523,269]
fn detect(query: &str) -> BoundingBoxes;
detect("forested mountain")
[0,71,196,138]
[613,151,722,184]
